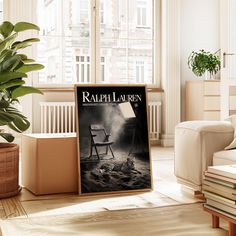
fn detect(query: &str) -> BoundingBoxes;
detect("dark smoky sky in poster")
[76,86,152,194]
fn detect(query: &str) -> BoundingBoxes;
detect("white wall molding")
[161,0,181,147]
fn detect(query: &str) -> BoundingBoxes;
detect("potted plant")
[0,21,44,198]
[188,49,221,79]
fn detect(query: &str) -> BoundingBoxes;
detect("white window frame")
[7,0,161,88]
[45,0,56,34]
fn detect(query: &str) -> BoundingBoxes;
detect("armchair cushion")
[213,149,236,165]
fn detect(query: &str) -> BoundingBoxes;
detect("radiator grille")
[40,102,75,133]
[148,101,161,141]
[40,101,161,141]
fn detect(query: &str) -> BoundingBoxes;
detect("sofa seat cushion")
[213,150,236,166]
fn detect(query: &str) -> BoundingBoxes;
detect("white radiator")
[40,101,161,141]
[148,101,161,141]
[40,102,76,133]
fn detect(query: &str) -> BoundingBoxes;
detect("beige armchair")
[174,120,234,191]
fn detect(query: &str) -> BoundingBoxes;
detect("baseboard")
[150,139,161,146]
[161,134,174,147]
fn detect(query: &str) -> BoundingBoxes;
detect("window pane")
[100,39,128,83]
[37,0,91,84]
[87,64,90,81]
[128,39,153,84]
[76,64,80,82]
[0,0,3,22]
[36,0,154,85]
[100,0,153,84]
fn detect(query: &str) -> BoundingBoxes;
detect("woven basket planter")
[0,143,21,198]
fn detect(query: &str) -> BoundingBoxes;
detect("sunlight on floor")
[16,146,202,219]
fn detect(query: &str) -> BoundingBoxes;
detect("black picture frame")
[75,84,152,195]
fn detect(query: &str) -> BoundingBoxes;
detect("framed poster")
[75,85,152,195]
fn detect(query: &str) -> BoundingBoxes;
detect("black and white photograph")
[75,85,152,195]
[76,86,151,194]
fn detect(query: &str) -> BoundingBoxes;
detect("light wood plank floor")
[0,146,201,222]
[1,146,230,236]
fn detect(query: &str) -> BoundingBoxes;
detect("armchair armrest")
[175,120,234,189]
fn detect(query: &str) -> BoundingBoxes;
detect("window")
[36,0,156,85]
[75,56,106,82]
[45,0,56,34]
[76,56,90,83]
[136,61,145,83]
[100,57,106,82]
[0,0,3,22]
[137,0,147,26]
[100,0,105,24]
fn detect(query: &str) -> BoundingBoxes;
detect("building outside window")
[100,0,105,24]
[136,0,147,26]
[76,56,90,83]
[100,56,106,82]
[0,0,3,22]
[75,56,106,83]
[36,0,156,85]
[136,60,145,83]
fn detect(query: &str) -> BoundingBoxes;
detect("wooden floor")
[0,146,201,221]
[0,146,229,236]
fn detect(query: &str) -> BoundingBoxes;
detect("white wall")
[180,0,220,120]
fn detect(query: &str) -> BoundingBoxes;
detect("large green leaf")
[0,100,9,108]
[11,115,30,132]
[0,54,21,72]
[6,107,27,119]
[22,59,35,63]
[23,38,40,43]
[0,33,17,53]
[0,40,7,54]
[0,79,25,90]
[16,63,44,73]
[0,49,14,64]
[12,86,43,99]
[0,110,15,122]
[0,100,10,109]
[13,61,24,71]
[17,54,27,60]
[6,109,30,132]
[0,120,8,126]
[15,54,35,63]
[0,107,30,133]
[0,22,14,38]
[14,22,40,32]
[11,41,31,50]
[0,133,14,142]
[0,71,27,83]
[11,38,40,50]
